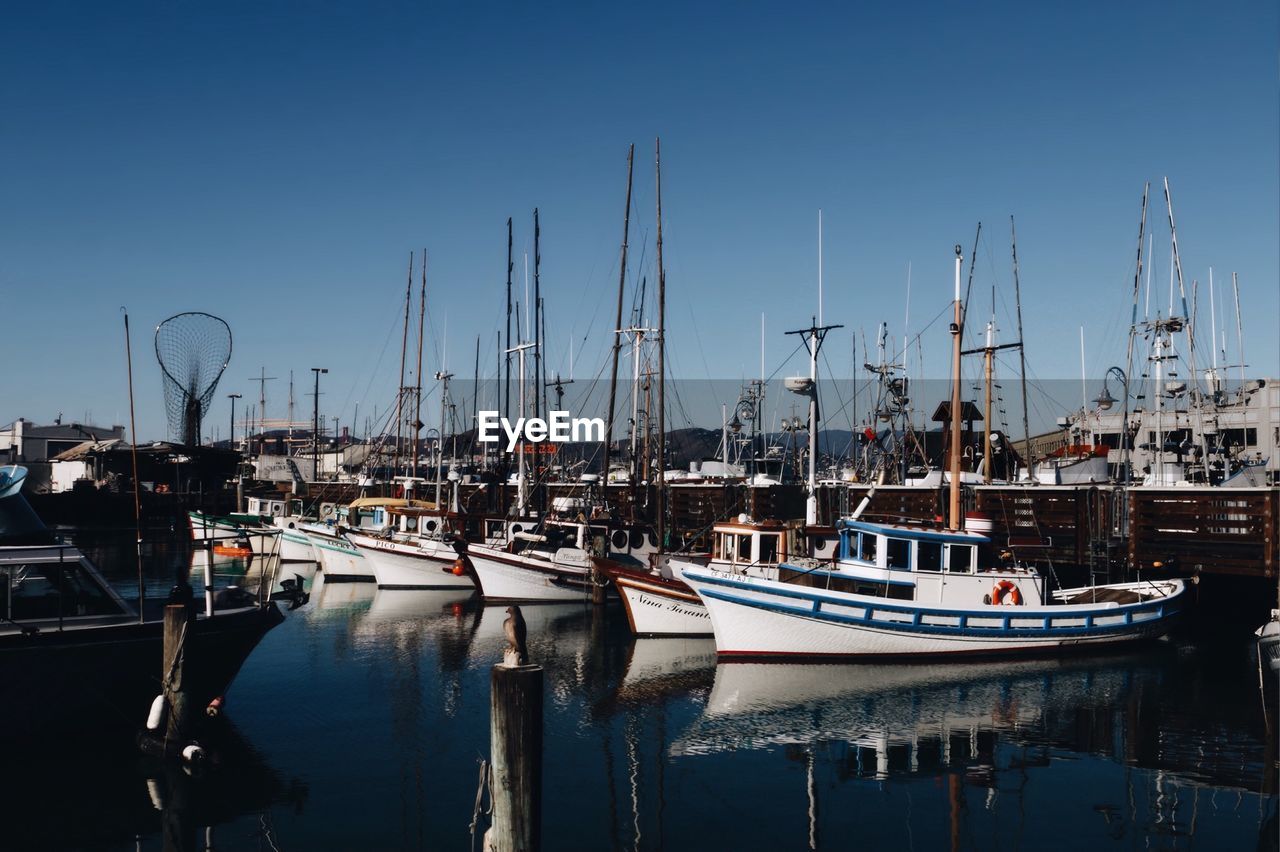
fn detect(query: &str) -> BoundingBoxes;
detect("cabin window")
[916,541,942,572]
[858,534,878,564]
[403,516,418,532]
[3,563,118,620]
[737,535,751,562]
[886,538,911,570]
[758,535,779,565]
[947,545,975,573]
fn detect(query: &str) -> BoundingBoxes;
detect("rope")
[469,758,492,852]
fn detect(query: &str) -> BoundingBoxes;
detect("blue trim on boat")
[778,563,916,588]
[837,519,990,545]
[687,571,1179,639]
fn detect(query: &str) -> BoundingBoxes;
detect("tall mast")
[412,250,427,484]
[948,245,964,530]
[983,318,994,484]
[505,219,513,427]
[533,209,542,426]
[1163,177,1211,481]
[1232,272,1245,387]
[472,335,480,466]
[1010,217,1033,483]
[605,144,634,487]
[654,137,667,551]
[786,319,842,525]
[397,251,413,475]
[1124,184,1148,487]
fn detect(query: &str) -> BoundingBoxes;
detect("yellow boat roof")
[347,497,436,511]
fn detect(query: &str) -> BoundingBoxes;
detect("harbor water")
[9,530,1277,851]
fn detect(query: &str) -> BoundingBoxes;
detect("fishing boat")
[346,504,476,590]
[604,518,836,637]
[0,466,284,737]
[684,245,1187,659]
[468,515,655,602]
[299,521,373,582]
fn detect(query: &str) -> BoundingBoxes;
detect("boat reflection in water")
[654,645,1276,850]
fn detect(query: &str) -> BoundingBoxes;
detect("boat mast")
[605,145,634,489]
[412,250,427,486]
[1163,177,1211,481]
[948,244,964,530]
[1124,184,1148,487]
[655,137,666,551]
[122,309,144,623]
[505,219,513,427]
[1232,272,1245,388]
[397,252,413,477]
[983,316,994,484]
[533,209,542,427]
[1010,217,1033,483]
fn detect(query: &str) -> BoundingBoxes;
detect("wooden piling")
[488,662,543,852]
[162,603,191,755]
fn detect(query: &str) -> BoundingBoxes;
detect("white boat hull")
[684,569,1185,658]
[303,529,374,582]
[467,545,590,602]
[347,532,475,590]
[614,573,711,636]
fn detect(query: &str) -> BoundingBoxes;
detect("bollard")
[161,603,191,756]
[487,661,543,852]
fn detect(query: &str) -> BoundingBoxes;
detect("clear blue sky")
[3,1,1276,442]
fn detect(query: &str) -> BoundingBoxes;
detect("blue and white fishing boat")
[684,245,1187,659]
[682,518,1185,658]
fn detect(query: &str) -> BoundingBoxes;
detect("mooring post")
[162,603,191,756]
[487,658,543,851]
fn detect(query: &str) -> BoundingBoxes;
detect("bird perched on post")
[503,605,528,666]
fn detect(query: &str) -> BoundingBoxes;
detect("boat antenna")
[605,144,635,488]
[122,308,145,623]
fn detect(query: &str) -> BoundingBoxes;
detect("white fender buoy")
[146,778,165,811]
[182,744,206,764]
[146,694,166,731]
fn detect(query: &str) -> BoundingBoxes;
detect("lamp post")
[228,393,242,451]
[311,368,327,482]
[1095,366,1130,484]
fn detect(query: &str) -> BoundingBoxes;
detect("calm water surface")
[10,531,1277,851]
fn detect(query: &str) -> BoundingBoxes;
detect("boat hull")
[609,566,711,636]
[0,604,283,740]
[347,532,475,590]
[468,545,590,602]
[303,529,374,582]
[684,569,1185,659]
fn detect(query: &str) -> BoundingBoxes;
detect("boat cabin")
[780,519,1046,607]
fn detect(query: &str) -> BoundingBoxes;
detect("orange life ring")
[991,580,1022,606]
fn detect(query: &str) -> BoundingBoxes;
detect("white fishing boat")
[346,506,475,590]
[468,518,651,602]
[605,519,835,637]
[299,521,373,582]
[684,245,1187,660]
